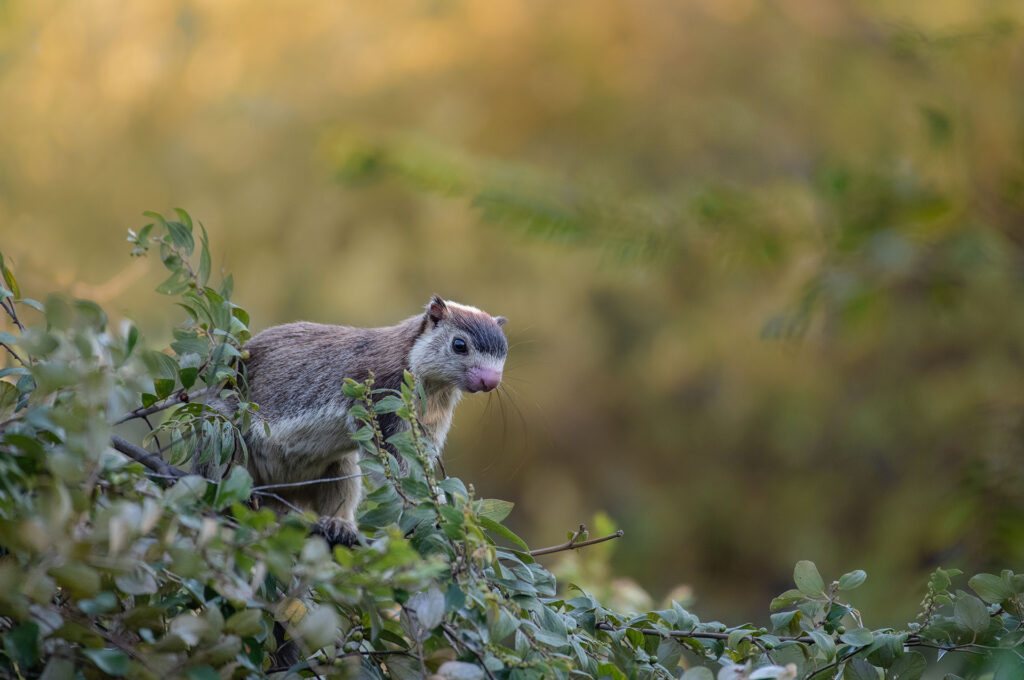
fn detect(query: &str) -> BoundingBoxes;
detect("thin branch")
[252,473,365,492]
[157,432,196,455]
[266,649,418,674]
[252,490,307,515]
[113,385,220,425]
[60,606,156,674]
[530,524,624,557]
[441,622,497,680]
[598,622,1000,669]
[141,414,164,452]
[1,342,26,366]
[1,298,25,332]
[110,435,185,480]
[597,622,816,645]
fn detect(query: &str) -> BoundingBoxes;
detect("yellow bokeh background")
[4,0,1024,625]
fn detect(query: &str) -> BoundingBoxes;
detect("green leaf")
[446,582,466,613]
[142,209,168,228]
[166,220,196,255]
[953,594,990,634]
[125,324,139,356]
[489,608,519,641]
[154,378,176,399]
[839,569,867,591]
[839,627,874,647]
[49,563,101,598]
[82,648,129,676]
[114,568,158,595]
[186,668,220,680]
[39,656,75,680]
[727,627,749,650]
[360,496,403,527]
[342,379,366,399]
[408,587,446,630]
[681,669,714,680]
[0,381,19,414]
[480,516,529,550]
[198,228,212,287]
[296,605,339,651]
[887,651,925,680]
[844,658,879,680]
[16,297,43,312]
[809,630,835,661]
[219,272,234,299]
[386,657,424,680]
[770,610,800,635]
[156,271,190,295]
[1,253,21,298]
[373,395,405,414]
[794,560,825,597]
[225,609,265,637]
[3,621,39,668]
[44,294,72,330]
[770,589,806,611]
[969,573,1013,604]
[179,366,199,389]
[440,477,470,501]
[865,633,903,668]
[215,466,252,510]
[79,592,119,614]
[479,498,515,522]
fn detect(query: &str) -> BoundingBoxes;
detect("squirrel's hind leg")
[308,451,363,547]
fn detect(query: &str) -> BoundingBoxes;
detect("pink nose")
[466,366,502,393]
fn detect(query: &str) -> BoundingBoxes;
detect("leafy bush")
[0,212,1022,679]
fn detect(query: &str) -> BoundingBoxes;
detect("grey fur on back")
[245,317,423,422]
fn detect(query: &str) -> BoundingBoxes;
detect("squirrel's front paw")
[311,517,360,548]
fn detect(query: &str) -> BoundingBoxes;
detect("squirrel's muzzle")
[465,366,502,393]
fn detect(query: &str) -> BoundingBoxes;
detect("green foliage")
[1,214,1023,679]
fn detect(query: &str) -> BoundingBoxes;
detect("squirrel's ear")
[427,296,449,326]
[493,316,507,327]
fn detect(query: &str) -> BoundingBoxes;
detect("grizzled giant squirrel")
[202,296,508,546]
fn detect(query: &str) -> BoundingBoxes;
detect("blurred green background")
[3,0,1024,627]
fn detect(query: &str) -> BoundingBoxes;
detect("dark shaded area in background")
[3,0,1024,625]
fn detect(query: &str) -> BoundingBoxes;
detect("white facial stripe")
[445,300,486,316]
[476,355,505,372]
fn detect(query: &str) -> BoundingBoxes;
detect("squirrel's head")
[409,296,507,393]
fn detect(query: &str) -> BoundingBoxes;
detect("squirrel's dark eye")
[451,337,468,354]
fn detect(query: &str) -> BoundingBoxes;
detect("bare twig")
[252,490,308,515]
[441,622,497,680]
[252,475,368,491]
[113,385,220,425]
[157,432,196,455]
[110,435,186,480]
[0,342,26,366]
[530,524,624,557]
[597,622,997,670]
[1,298,25,332]
[597,622,816,645]
[266,648,418,674]
[141,415,164,452]
[60,606,156,673]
